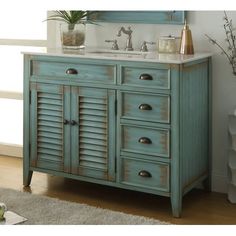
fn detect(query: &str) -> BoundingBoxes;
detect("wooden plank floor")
[1,155,236,224]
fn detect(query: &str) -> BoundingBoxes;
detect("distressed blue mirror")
[89,11,185,25]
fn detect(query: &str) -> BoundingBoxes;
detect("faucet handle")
[140,41,156,52]
[105,39,119,50]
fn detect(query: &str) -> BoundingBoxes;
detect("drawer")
[31,60,116,84]
[121,66,170,89]
[120,91,170,123]
[120,157,169,192]
[121,125,170,158]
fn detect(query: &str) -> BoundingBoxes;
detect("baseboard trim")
[0,143,23,158]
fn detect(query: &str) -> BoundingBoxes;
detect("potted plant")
[205,11,236,75]
[46,11,94,49]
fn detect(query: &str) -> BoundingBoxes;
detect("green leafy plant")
[46,11,95,30]
[46,10,97,49]
[205,11,236,75]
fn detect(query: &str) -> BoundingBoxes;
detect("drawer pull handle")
[139,73,153,81]
[139,104,152,111]
[66,68,78,75]
[138,137,152,144]
[63,119,69,125]
[138,170,152,178]
[70,120,77,126]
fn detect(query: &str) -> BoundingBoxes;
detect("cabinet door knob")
[66,68,78,75]
[138,170,152,178]
[138,137,152,144]
[63,119,69,125]
[139,104,152,111]
[139,73,153,81]
[70,120,77,126]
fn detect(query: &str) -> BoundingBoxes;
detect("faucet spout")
[117,27,132,37]
[116,26,133,51]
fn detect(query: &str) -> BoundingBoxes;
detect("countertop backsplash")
[52,21,182,52]
[85,22,182,51]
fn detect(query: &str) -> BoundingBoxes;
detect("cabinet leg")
[171,197,182,218]
[23,170,33,187]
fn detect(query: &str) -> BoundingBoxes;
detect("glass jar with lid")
[158,35,180,53]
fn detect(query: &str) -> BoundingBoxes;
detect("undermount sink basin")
[86,49,149,57]
[90,50,142,55]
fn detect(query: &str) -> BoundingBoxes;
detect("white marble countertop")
[22,47,212,64]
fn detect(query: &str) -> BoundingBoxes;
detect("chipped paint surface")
[24,54,210,218]
[122,125,170,158]
[122,66,170,90]
[121,91,170,124]
[121,157,169,192]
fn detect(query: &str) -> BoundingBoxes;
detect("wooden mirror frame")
[89,11,185,25]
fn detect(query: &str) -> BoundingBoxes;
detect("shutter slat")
[36,91,64,166]
[79,96,108,170]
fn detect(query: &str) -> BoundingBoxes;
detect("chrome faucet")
[117,26,133,51]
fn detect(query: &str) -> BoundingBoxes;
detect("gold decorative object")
[179,19,194,55]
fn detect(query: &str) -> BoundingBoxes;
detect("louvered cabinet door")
[70,87,116,181]
[30,83,70,172]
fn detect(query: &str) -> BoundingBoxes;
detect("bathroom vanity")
[23,49,211,217]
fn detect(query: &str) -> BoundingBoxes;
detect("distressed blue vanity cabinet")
[23,52,211,217]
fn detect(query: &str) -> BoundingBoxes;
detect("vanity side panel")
[180,59,210,193]
[23,54,33,186]
[170,64,181,217]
